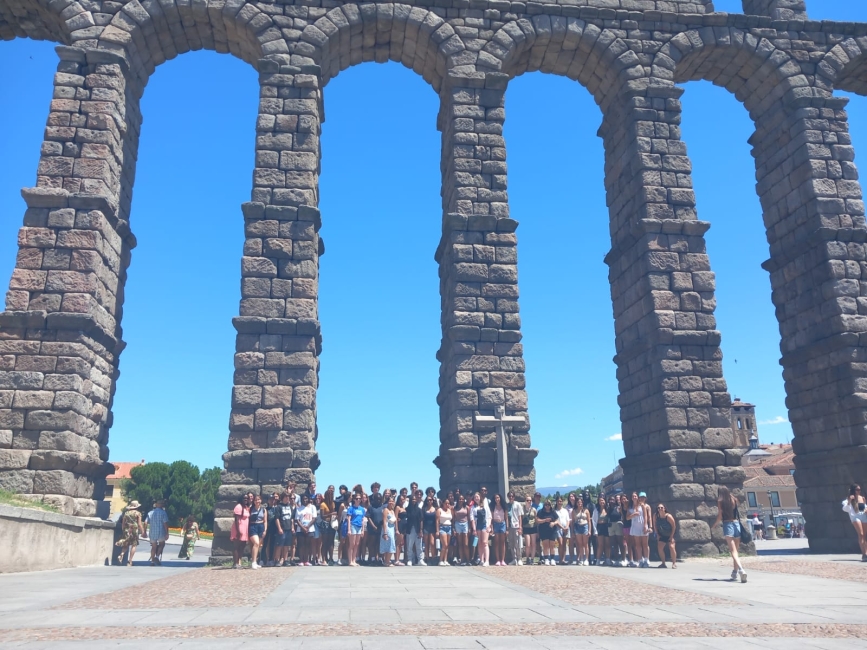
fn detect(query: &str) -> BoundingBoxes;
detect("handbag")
[734,505,752,545]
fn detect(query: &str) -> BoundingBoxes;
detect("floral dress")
[116,509,143,547]
[179,522,199,559]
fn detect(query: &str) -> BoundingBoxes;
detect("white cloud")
[760,416,787,426]
[605,433,622,441]
[555,467,584,479]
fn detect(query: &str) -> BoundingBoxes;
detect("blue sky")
[1,1,867,492]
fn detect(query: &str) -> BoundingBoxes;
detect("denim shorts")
[350,524,364,535]
[723,520,741,538]
[455,520,468,534]
[274,531,293,546]
[249,523,265,539]
[573,523,589,536]
[439,525,452,536]
[493,521,507,534]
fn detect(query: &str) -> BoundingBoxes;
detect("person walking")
[713,486,747,582]
[145,499,169,567]
[230,493,251,569]
[437,497,454,566]
[471,491,491,567]
[654,503,677,568]
[115,500,144,566]
[423,495,438,565]
[844,484,867,561]
[380,496,397,566]
[346,493,367,567]
[178,514,199,560]
[248,494,267,569]
[453,494,470,566]
[405,491,424,566]
[537,500,558,565]
[572,496,591,565]
[522,495,537,566]
[594,496,610,565]
[507,491,523,566]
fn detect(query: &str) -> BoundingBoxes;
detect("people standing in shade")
[491,494,507,566]
[522,495,537,566]
[422,495,438,565]
[594,496,610,565]
[380,496,397,566]
[627,491,651,568]
[264,492,280,566]
[844,484,867,561]
[713,486,747,582]
[655,503,677,568]
[115,500,144,566]
[248,494,267,570]
[274,491,295,567]
[453,494,470,566]
[178,514,199,560]
[554,497,570,565]
[145,498,169,567]
[507,492,523,566]
[607,495,623,566]
[437,497,454,566]
[537,500,558,565]
[572,496,591,565]
[405,491,424,566]
[230,493,251,569]
[471,491,491,567]
[346,493,367,567]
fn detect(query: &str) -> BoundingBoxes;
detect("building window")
[789,469,795,476]
[747,492,757,507]
[746,418,752,429]
[737,419,742,429]
[769,491,780,507]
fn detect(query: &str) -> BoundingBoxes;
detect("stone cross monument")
[474,406,526,500]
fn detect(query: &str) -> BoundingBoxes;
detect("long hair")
[718,486,736,520]
[850,484,862,497]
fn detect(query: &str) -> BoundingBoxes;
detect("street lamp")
[767,490,774,522]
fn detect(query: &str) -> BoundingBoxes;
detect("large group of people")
[227,481,691,572]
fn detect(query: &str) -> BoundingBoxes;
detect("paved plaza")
[0,540,865,649]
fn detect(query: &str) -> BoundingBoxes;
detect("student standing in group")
[115,500,144,566]
[346,493,367,567]
[594,496,610,566]
[507,492,523,566]
[453,494,470,566]
[844,484,867,561]
[263,493,280,566]
[395,495,408,566]
[274,492,295,567]
[380,496,397,566]
[566,493,578,564]
[655,503,677,568]
[248,494,267,570]
[321,488,337,565]
[471,491,491,567]
[230,493,251,569]
[606,495,622,566]
[145,499,169,567]
[423,496,439,565]
[554,497,570,565]
[620,493,633,566]
[491,494,507,566]
[294,494,314,566]
[437,497,454,566]
[713,486,747,582]
[366,486,384,566]
[572,496,591,565]
[583,490,597,564]
[337,495,349,565]
[405,491,424,566]
[537,500,558,565]
[522,495,537,566]
[627,492,646,567]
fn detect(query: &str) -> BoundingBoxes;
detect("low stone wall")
[0,504,115,573]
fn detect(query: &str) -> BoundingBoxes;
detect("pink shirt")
[230,504,249,542]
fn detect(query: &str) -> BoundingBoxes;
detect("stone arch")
[0,0,92,44]
[300,4,466,92]
[477,17,643,112]
[95,0,271,80]
[818,37,867,96]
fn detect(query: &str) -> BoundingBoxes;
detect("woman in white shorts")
[844,484,867,561]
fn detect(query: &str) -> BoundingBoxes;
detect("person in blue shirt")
[345,493,367,567]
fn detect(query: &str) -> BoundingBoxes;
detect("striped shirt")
[146,508,169,542]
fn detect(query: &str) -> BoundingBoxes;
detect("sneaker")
[251,562,260,570]
[739,569,748,583]
[418,560,427,566]
[731,569,739,581]
[406,561,412,567]
[627,561,637,568]
[862,554,867,562]
[482,562,489,567]
[620,560,628,567]
[658,563,667,569]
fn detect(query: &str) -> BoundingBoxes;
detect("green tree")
[191,467,221,532]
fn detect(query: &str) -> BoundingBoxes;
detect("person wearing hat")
[114,500,144,566]
[145,498,169,566]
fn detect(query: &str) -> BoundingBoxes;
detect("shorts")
[249,523,265,539]
[340,520,348,538]
[722,521,741,538]
[524,526,537,536]
[493,522,507,534]
[440,525,452,536]
[597,525,609,537]
[150,538,167,546]
[455,520,468,534]
[275,531,294,546]
[573,523,589,536]
[658,535,671,544]
[350,524,364,535]
[561,527,571,539]
[849,511,867,524]
[539,525,557,542]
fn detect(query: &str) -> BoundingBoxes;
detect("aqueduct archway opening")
[1,0,866,558]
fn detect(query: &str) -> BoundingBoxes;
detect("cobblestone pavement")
[744,558,867,584]
[2,551,867,648]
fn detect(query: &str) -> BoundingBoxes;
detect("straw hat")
[127,500,141,510]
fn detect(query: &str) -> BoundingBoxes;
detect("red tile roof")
[106,461,145,480]
[744,475,796,488]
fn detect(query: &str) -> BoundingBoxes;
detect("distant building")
[730,397,757,448]
[742,440,799,529]
[104,460,145,517]
[601,464,623,496]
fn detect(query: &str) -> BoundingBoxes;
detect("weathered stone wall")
[2,0,867,556]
